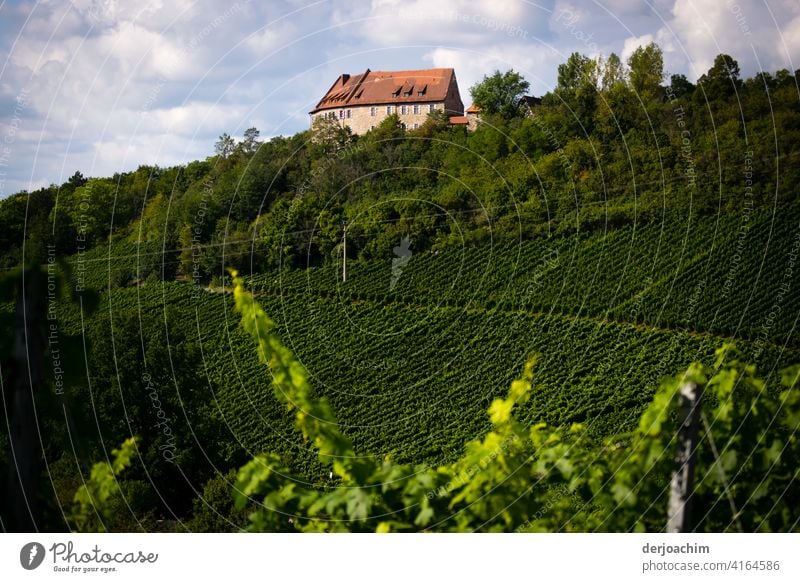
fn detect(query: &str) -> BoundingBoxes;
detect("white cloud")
[783,12,800,68]
[147,101,250,136]
[426,43,559,100]
[0,0,324,193]
[245,25,299,55]
[335,0,553,46]
[662,0,800,79]
[621,33,654,62]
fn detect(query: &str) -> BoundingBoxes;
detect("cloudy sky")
[0,0,798,197]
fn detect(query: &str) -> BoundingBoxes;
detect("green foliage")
[187,471,248,532]
[600,53,626,91]
[469,69,530,119]
[311,115,354,151]
[697,54,742,100]
[689,348,800,531]
[669,74,695,98]
[231,275,800,532]
[250,205,800,342]
[240,127,261,155]
[14,208,798,530]
[554,52,598,133]
[557,52,597,92]
[627,42,664,99]
[3,45,799,532]
[214,133,235,158]
[69,437,137,532]
[2,48,797,274]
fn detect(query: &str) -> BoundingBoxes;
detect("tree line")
[1,43,798,281]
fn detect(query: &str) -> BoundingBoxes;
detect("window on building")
[346,109,352,119]
[413,123,419,129]
[339,110,344,119]
[386,105,393,115]
[413,104,420,114]
[370,106,377,116]
[400,105,407,114]
[428,103,435,112]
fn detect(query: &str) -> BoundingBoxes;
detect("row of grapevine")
[50,279,798,480]
[245,203,800,342]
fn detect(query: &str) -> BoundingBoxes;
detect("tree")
[557,52,596,92]
[310,114,353,151]
[555,53,598,133]
[668,74,695,99]
[241,127,260,155]
[414,109,451,136]
[469,69,530,119]
[67,170,87,189]
[697,53,742,99]
[627,42,664,99]
[600,52,626,92]
[214,133,235,158]
[60,179,117,245]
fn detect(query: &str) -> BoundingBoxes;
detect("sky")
[0,0,798,197]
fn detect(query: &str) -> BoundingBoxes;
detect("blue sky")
[0,0,798,197]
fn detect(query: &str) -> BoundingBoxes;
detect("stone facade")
[313,101,454,134]
[310,68,464,135]
[465,103,481,131]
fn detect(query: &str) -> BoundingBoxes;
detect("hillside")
[1,47,799,532]
[11,204,790,531]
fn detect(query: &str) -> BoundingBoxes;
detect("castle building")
[309,68,465,135]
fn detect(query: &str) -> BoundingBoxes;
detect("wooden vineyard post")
[667,380,703,533]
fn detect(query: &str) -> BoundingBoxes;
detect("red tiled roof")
[465,103,481,114]
[310,68,457,113]
[449,116,469,124]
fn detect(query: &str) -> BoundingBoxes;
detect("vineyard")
[246,203,800,343]
[2,31,799,536]
[50,203,800,482]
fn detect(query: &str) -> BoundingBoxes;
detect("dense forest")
[1,43,799,532]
